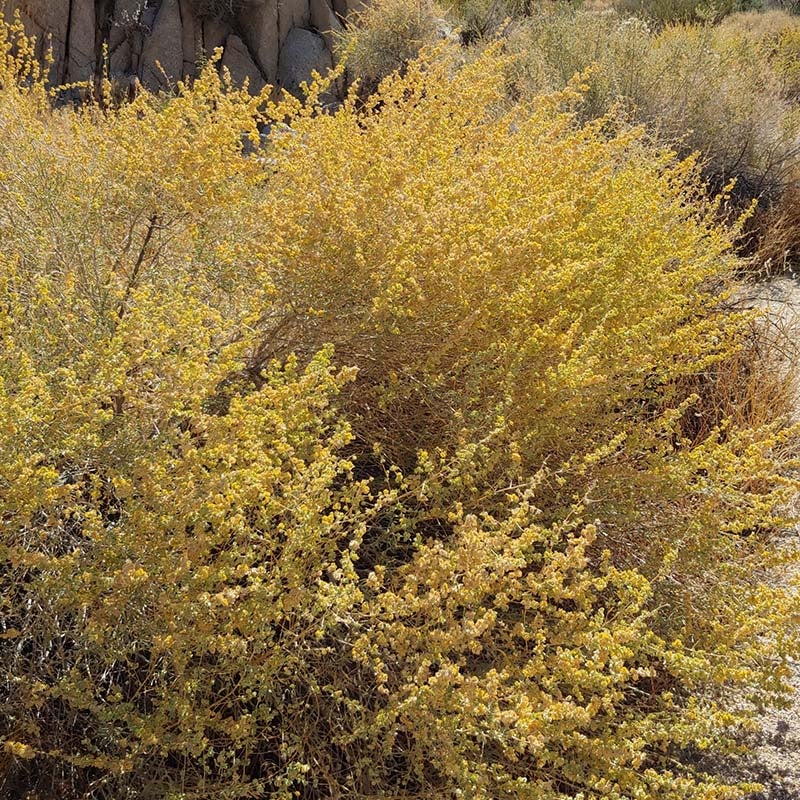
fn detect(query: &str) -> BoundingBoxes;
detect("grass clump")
[0,17,798,800]
[188,0,247,19]
[335,0,445,92]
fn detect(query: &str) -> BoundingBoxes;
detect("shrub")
[719,14,800,102]
[508,10,800,217]
[613,0,709,25]
[754,174,800,270]
[613,0,760,27]
[444,0,529,42]
[506,11,654,118]
[0,18,798,799]
[334,0,443,92]
[256,45,799,637]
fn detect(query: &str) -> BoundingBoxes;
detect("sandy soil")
[741,277,800,799]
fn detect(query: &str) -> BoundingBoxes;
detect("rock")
[236,0,313,85]
[331,0,366,21]
[221,34,266,95]
[3,0,70,82]
[277,27,332,100]
[179,0,202,77]
[278,0,310,44]
[139,2,159,30]
[110,0,153,43]
[108,0,139,46]
[108,0,144,74]
[108,1,154,75]
[202,16,229,60]
[140,0,184,91]
[309,0,342,54]
[66,0,96,82]
[2,0,344,94]
[235,0,280,84]
[109,37,131,74]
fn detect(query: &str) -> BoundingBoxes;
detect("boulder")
[221,34,266,95]
[235,0,279,84]
[66,0,96,82]
[3,0,70,82]
[278,0,310,44]
[140,0,184,90]
[108,0,144,73]
[331,0,366,21]
[202,16,229,60]
[109,37,132,74]
[309,0,342,54]
[179,0,202,77]
[108,0,144,47]
[236,0,312,85]
[277,27,332,100]
[1,0,345,94]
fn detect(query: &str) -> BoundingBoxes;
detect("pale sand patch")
[741,276,800,799]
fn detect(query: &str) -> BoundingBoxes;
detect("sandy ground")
[740,277,800,799]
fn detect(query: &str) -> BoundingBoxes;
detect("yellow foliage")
[0,17,797,800]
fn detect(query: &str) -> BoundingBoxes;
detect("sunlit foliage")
[508,9,800,199]
[0,16,798,799]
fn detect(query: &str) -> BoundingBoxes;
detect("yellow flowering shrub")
[0,16,798,799]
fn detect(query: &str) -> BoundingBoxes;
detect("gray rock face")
[140,0,183,90]
[202,16,228,57]
[221,33,266,95]
[332,0,366,21]
[66,0,96,82]
[235,0,280,85]
[108,0,144,74]
[279,0,310,44]
[310,0,342,53]
[3,0,69,82]
[179,0,202,77]
[2,0,345,99]
[277,27,332,99]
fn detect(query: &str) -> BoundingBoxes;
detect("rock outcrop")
[140,0,183,90]
[277,27,331,99]
[0,0,351,98]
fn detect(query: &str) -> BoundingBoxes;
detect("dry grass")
[680,319,799,443]
[754,180,800,273]
[187,0,246,19]
[334,0,443,92]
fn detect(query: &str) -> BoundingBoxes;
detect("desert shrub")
[775,27,800,99]
[509,10,800,223]
[753,173,800,269]
[444,0,533,42]
[506,11,654,117]
[651,24,800,197]
[334,0,444,92]
[718,8,800,39]
[0,18,798,800]
[613,0,760,27]
[444,0,505,41]
[613,0,710,25]
[257,46,799,638]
